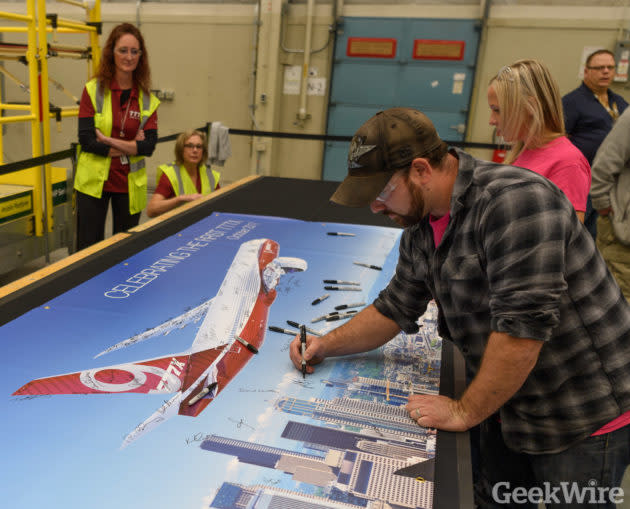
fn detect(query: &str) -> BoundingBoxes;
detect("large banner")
[1,213,441,508]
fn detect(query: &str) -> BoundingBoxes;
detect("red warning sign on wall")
[346,37,397,58]
[413,39,465,61]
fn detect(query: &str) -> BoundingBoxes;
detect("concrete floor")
[0,246,70,287]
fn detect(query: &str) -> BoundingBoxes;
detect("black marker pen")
[353,261,382,270]
[311,293,330,305]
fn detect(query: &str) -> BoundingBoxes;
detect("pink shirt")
[592,412,630,436]
[514,136,591,212]
[429,213,450,247]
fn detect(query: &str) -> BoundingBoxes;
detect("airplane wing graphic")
[94,299,214,358]
[121,392,181,449]
[122,348,225,448]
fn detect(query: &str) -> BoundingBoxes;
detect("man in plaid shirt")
[290,108,630,508]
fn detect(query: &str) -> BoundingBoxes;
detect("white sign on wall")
[283,65,327,96]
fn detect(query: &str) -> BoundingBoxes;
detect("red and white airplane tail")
[13,344,230,398]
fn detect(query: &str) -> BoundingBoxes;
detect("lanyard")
[595,93,620,121]
[119,96,132,138]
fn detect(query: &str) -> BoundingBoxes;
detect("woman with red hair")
[75,23,160,250]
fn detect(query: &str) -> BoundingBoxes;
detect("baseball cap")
[330,107,443,207]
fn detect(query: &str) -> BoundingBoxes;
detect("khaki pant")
[597,215,630,301]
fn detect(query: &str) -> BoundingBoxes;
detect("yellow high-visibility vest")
[157,163,220,196]
[74,78,160,214]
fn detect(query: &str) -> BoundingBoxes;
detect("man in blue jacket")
[563,49,628,239]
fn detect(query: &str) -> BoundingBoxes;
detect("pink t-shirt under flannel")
[514,136,591,212]
[429,213,450,247]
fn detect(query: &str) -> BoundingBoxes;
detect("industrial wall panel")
[324,17,480,181]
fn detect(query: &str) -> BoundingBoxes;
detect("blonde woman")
[488,59,590,222]
[147,129,221,217]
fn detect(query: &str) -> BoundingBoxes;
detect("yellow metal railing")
[0,0,100,236]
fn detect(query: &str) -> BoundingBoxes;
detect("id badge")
[119,155,129,165]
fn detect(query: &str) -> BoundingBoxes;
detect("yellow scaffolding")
[0,0,100,236]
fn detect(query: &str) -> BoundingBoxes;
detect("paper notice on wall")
[614,49,629,82]
[283,66,327,96]
[452,72,466,95]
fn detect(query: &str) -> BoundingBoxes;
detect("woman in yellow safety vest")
[75,23,160,250]
[147,129,221,217]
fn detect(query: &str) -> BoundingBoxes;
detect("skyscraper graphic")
[274,396,427,441]
[209,482,362,508]
[322,376,437,405]
[200,434,326,471]
[201,435,336,487]
[201,435,433,508]
[341,450,433,508]
[282,420,430,463]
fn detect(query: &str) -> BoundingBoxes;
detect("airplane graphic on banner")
[13,239,307,447]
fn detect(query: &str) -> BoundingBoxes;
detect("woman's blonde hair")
[489,59,565,164]
[174,129,208,167]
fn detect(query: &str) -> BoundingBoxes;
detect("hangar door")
[323,17,480,181]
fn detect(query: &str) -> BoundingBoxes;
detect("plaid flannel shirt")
[374,148,630,454]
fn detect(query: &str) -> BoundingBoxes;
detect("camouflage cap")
[330,108,443,207]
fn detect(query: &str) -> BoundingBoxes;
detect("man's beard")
[385,179,425,227]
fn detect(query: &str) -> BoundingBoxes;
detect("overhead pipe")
[464,0,492,142]
[250,0,284,175]
[297,0,315,123]
[616,0,630,41]
[136,0,142,28]
[56,0,89,9]
[37,0,52,258]
[248,1,261,130]
[280,1,333,55]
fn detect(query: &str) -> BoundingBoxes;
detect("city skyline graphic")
[201,302,442,509]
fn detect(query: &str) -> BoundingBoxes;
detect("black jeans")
[584,194,598,241]
[476,417,630,508]
[76,190,140,250]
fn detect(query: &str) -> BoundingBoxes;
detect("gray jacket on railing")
[591,107,630,245]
